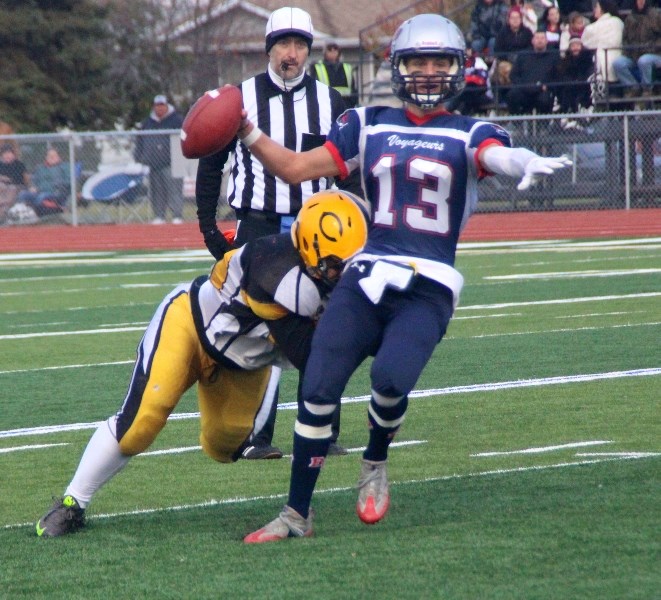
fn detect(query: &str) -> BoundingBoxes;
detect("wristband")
[241,127,262,148]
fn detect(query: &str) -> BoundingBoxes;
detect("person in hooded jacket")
[134,94,184,224]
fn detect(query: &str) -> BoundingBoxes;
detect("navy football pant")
[302,264,454,413]
[288,263,454,517]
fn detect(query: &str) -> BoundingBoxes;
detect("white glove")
[517,155,572,191]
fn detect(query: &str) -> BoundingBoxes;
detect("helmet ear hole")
[291,190,369,277]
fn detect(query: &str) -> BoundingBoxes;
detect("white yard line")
[471,441,613,457]
[576,452,660,458]
[2,367,658,440]
[0,268,200,284]
[1,291,659,342]
[138,439,427,458]
[468,321,661,339]
[0,327,145,341]
[0,360,133,376]
[0,442,69,454]
[485,268,661,280]
[459,291,661,311]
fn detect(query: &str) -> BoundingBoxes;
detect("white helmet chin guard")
[390,14,466,108]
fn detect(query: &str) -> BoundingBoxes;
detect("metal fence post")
[623,114,630,210]
[68,135,78,226]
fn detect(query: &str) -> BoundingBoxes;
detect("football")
[180,85,243,159]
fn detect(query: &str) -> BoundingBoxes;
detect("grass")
[0,237,659,599]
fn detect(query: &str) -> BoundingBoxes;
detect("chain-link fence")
[0,129,231,227]
[1,108,659,227]
[485,109,660,211]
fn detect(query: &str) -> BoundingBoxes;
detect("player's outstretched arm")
[238,113,339,185]
[479,145,572,191]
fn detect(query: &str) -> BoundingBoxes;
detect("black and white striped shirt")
[196,71,346,231]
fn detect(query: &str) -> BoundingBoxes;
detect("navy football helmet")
[390,14,466,108]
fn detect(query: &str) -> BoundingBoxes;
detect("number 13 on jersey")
[371,155,452,235]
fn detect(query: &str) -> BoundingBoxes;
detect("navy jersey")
[326,107,510,295]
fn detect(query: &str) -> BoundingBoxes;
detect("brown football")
[180,85,242,159]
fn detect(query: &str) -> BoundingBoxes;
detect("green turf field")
[1,238,659,599]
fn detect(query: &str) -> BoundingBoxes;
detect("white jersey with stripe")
[191,234,327,370]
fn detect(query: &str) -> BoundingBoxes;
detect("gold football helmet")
[291,190,369,285]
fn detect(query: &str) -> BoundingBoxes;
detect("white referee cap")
[265,7,314,53]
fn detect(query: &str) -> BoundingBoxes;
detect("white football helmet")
[390,14,466,108]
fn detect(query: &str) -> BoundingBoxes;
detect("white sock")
[65,416,130,508]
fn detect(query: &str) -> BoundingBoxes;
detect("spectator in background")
[559,11,588,55]
[581,0,624,90]
[468,0,509,57]
[0,145,29,223]
[0,145,29,187]
[312,40,358,108]
[495,7,534,62]
[612,0,661,97]
[446,48,494,114]
[16,147,70,216]
[507,29,560,114]
[492,7,534,103]
[0,120,20,158]
[509,0,540,33]
[134,94,184,225]
[528,0,559,20]
[556,37,594,126]
[542,5,563,48]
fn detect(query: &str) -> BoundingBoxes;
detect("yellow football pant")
[117,288,271,462]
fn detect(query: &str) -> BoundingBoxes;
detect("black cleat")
[241,444,284,460]
[327,442,349,456]
[36,495,85,537]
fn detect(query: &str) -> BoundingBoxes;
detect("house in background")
[169,0,466,106]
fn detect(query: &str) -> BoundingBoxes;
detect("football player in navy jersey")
[241,13,571,542]
[35,190,367,538]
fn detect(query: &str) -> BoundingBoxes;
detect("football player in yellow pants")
[36,190,368,537]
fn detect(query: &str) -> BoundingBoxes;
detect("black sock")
[287,432,331,519]
[364,423,398,462]
[363,395,408,462]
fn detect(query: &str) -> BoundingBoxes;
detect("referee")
[195,7,357,459]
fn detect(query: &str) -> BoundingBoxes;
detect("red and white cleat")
[244,505,313,543]
[356,459,390,524]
